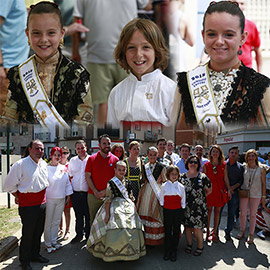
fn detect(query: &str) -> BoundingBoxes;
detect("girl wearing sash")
[124,141,143,203]
[136,146,166,246]
[176,1,270,130]
[87,161,145,262]
[2,2,92,128]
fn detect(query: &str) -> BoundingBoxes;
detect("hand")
[14,196,19,204]
[67,22,89,36]
[72,52,81,63]
[65,196,70,206]
[0,66,6,88]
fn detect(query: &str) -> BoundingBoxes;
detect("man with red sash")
[4,139,49,270]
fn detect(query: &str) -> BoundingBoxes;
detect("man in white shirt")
[68,140,90,243]
[194,145,209,172]
[165,140,180,165]
[4,139,49,270]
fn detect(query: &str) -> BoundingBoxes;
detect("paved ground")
[0,192,269,270]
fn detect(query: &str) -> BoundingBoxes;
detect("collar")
[98,151,112,159]
[35,50,60,64]
[130,69,161,82]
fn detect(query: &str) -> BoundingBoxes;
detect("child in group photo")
[87,161,146,262]
[1,1,93,130]
[107,18,178,130]
[159,165,186,262]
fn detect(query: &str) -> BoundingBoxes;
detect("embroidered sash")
[145,163,161,203]
[111,176,131,202]
[18,56,70,130]
[186,63,224,130]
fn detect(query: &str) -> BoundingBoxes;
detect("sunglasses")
[189,160,198,165]
[213,166,217,174]
[63,152,69,155]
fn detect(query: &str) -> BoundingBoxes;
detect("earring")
[204,48,208,55]
[28,39,31,48]
[238,46,242,55]
[59,38,64,49]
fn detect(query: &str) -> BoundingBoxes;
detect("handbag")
[238,189,249,198]
[221,189,230,204]
[239,166,258,199]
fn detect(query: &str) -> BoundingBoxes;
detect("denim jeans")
[225,191,239,234]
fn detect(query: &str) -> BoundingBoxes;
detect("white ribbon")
[186,63,224,131]
[18,56,70,130]
[145,163,161,203]
[111,176,131,202]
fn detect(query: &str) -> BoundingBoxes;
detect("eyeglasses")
[63,152,69,155]
[209,1,239,7]
[213,166,217,174]
[189,160,198,165]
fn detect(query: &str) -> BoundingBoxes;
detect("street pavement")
[0,193,269,270]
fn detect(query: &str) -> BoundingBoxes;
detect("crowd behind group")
[3,135,270,269]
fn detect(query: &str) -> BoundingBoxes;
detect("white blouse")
[107,69,177,127]
[3,156,49,193]
[159,180,186,208]
[46,164,73,199]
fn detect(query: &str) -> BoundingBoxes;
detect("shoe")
[31,254,49,263]
[170,251,177,262]
[58,229,64,239]
[53,242,63,250]
[46,246,56,253]
[21,264,32,270]
[247,234,254,244]
[63,231,70,240]
[71,235,83,244]
[212,233,219,243]
[225,233,232,241]
[185,245,192,254]
[257,231,266,240]
[236,231,245,240]
[163,251,170,261]
[193,247,204,256]
[206,229,211,242]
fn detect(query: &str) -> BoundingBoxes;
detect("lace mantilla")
[209,68,238,115]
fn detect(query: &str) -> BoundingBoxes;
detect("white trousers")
[44,198,65,247]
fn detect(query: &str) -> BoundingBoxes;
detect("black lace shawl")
[7,53,90,124]
[108,178,133,198]
[177,65,270,125]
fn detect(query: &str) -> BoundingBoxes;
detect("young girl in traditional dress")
[107,18,177,130]
[87,161,145,262]
[160,165,185,262]
[137,146,166,246]
[2,1,92,130]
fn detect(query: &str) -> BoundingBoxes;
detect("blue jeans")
[225,191,239,234]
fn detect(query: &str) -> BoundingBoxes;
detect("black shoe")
[170,251,177,262]
[21,263,32,270]
[71,235,83,244]
[31,254,49,263]
[163,251,170,261]
[225,233,232,241]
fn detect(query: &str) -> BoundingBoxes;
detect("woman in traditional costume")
[136,146,166,246]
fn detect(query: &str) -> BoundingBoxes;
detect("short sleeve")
[73,0,84,18]
[137,0,149,9]
[202,173,211,189]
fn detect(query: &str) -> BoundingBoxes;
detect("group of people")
[4,134,270,269]
[1,0,269,134]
